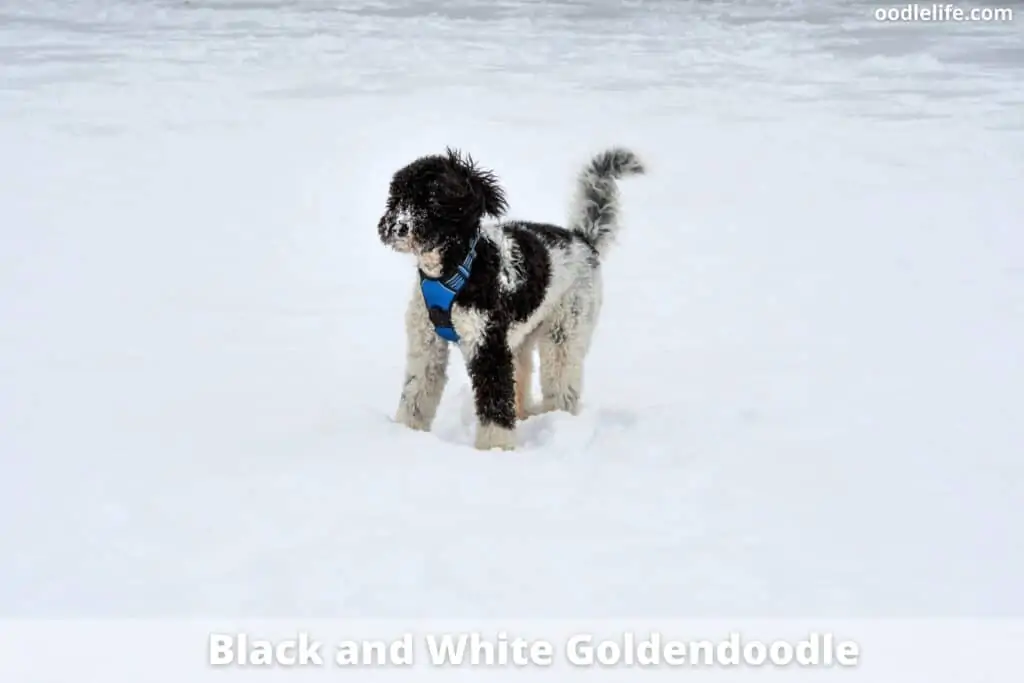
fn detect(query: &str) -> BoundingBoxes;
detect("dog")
[377,146,644,450]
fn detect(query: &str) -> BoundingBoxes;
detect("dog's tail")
[568,147,645,258]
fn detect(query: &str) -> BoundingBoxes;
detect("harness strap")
[419,235,479,343]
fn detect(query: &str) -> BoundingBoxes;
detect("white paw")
[541,394,581,416]
[474,423,516,451]
[395,404,430,432]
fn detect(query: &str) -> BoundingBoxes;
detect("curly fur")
[378,146,645,450]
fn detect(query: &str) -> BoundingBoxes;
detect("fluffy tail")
[568,147,645,257]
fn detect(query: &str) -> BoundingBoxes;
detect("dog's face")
[378,148,508,255]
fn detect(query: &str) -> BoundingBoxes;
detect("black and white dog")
[377,147,645,450]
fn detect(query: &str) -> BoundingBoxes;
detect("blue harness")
[419,235,479,343]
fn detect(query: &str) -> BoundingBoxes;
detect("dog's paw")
[474,424,516,451]
[395,406,431,432]
[539,395,581,417]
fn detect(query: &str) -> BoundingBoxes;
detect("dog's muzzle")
[379,208,420,254]
[377,211,412,247]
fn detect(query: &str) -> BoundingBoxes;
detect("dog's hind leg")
[538,285,601,416]
[395,287,450,432]
[466,329,517,450]
[514,348,531,420]
[514,335,539,420]
[538,331,584,416]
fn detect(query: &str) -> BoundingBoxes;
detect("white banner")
[1,619,1021,681]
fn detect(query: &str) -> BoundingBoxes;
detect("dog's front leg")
[466,331,517,451]
[395,289,450,432]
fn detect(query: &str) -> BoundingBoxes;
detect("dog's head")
[377,148,508,255]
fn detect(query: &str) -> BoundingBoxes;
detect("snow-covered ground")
[1,0,1021,618]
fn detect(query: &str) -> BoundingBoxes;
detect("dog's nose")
[396,223,408,237]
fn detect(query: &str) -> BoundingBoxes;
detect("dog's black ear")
[445,147,508,219]
[471,165,508,219]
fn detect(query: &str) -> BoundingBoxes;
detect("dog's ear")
[470,165,508,219]
[445,147,508,219]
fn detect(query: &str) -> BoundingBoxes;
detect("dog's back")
[489,146,646,316]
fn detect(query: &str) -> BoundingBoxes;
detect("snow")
[1,0,1022,619]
